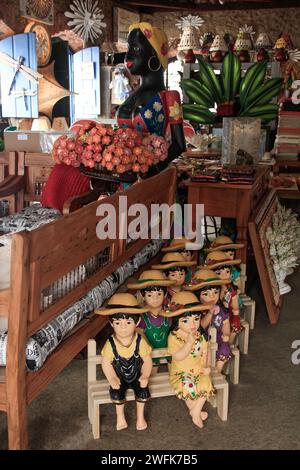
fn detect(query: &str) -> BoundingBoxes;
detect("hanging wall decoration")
[24,22,52,67]
[19,0,54,26]
[65,0,107,48]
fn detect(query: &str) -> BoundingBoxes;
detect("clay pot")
[217,103,234,117]
[257,48,269,61]
[275,48,288,62]
[210,51,223,62]
[239,50,250,62]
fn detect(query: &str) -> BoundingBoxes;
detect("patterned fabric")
[0,204,61,234]
[209,304,232,362]
[117,90,182,137]
[0,239,163,370]
[168,330,215,400]
[0,200,9,218]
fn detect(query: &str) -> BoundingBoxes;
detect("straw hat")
[206,235,244,252]
[161,291,212,318]
[95,293,148,316]
[184,268,229,291]
[127,270,175,290]
[161,237,196,252]
[204,251,241,270]
[152,252,196,270]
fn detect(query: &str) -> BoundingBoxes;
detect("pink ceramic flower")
[161,42,168,56]
[143,28,152,39]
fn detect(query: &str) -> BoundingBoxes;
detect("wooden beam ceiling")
[116,0,300,14]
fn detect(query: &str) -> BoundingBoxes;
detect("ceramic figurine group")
[96,235,245,431]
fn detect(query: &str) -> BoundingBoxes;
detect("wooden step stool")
[87,339,229,439]
[236,318,250,355]
[240,295,256,330]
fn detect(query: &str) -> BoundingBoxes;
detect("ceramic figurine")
[274,38,288,62]
[204,251,243,345]
[185,268,231,374]
[118,21,186,172]
[127,270,175,370]
[152,252,196,306]
[96,293,152,431]
[209,35,228,63]
[161,291,214,428]
[205,235,244,294]
[161,237,199,282]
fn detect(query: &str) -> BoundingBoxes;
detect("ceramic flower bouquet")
[266,203,300,295]
[52,122,168,178]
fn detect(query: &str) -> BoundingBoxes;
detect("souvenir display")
[152,252,197,306]
[204,251,243,344]
[184,268,231,373]
[96,293,152,431]
[162,291,214,428]
[255,33,272,62]
[127,270,174,368]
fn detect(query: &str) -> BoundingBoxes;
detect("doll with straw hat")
[205,235,244,292]
[204,251,243,344]
[161,291,214,429]
[96,293,152,431]
[161,237,201,282]
[127,270,174,368]
[185,268,232,373]
[152,252,197,307]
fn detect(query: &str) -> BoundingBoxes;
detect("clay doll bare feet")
[136,401,148,431]
[201,411,208,421]
[136,417,148,431]
[116,404,128,431]
[189,406,204,429]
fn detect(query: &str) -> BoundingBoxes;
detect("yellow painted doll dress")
[167,330,215,400]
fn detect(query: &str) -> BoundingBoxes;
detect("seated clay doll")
[161,237,199,283]
[184,268,231,373]
[152,252,196,307]
[206,236,244,294]
[162,291,214,429]
[204,251,243,344]
[127,270,174,369]
[95,293,152,431]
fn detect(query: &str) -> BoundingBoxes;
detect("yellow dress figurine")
[161,291,214,429]
[96,293,152,432]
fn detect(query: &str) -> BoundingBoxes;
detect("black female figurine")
[117,22,186,171]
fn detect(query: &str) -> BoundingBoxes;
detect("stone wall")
[141,8,300,48]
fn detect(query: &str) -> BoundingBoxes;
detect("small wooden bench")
[87,338,229,439]
[240,295,256,330]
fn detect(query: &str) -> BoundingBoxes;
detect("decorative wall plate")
[19,0,54,25]
[25,22,52,67]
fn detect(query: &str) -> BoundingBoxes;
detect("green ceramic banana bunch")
[180,52,283,124]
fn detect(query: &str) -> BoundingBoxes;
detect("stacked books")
[221,165,256,184]
[275,100,300,161]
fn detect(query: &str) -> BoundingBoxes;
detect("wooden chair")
[0,151,54,212]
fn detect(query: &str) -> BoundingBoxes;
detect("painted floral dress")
[117,90,183,137]
[167,330,215,401]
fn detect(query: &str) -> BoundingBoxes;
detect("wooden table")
[185,166,270,263]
